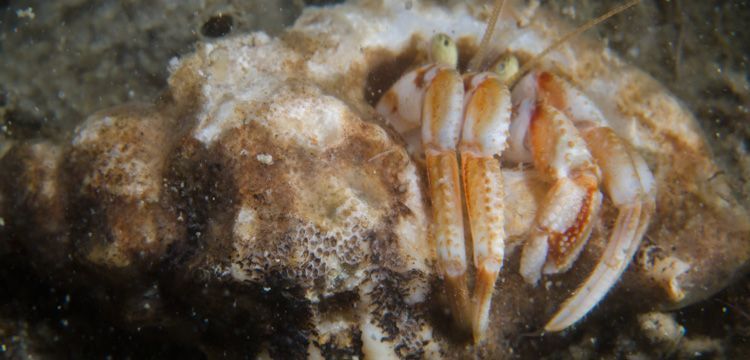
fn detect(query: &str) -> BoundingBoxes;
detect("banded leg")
[459,73,511,341]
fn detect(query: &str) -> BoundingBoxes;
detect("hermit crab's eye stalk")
[491,54,519,84]
[430,33,458,68]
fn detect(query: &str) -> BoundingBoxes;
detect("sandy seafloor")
[0,0,748,358]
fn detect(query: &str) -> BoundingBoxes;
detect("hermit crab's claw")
[545,125,655,332]
[459,73,511,341]
[519,102,603,285]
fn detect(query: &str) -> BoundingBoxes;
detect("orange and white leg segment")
[459,73,511,341]
[422,65,474,332]
[378,64,472,331]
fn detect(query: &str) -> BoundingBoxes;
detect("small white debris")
[638,311,685,347]
[628,46,641,58]
[653,257,691,301]
[561,5,576,18]
[679,336,724,358]
[516,0,540,27]
[16,7,35,20]
[168,57,180,72]
[256,153,274,165]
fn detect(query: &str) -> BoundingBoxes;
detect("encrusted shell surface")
[1,0,748,358]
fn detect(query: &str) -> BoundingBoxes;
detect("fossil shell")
[1,0,748,358]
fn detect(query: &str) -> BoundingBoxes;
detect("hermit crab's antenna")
[507,0,641,85]
[467,0,506,73]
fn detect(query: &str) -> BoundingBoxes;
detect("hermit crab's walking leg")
[545,124,655,331]
[532,72,656,331]
[459,73,511,340]
[377,62,473,331]
[422,65,474,331]
[513,99,604,286]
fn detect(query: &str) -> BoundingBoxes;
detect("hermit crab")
[376,0,654,341]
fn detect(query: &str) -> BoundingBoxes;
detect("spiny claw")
[520,174,602,284]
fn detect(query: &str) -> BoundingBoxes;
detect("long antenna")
[507,0,641,85]
[467,0,506,72]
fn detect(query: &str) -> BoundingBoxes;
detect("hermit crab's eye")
[430,33,458,68]
[492,54,519,83]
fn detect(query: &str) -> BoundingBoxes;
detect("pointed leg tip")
[542,205,649,335]
[544,307,582,333]
[471,267,499,343]
[520,233,549,286]
[471,304,489,345]
[472,329,487,345]
[520,271,541,286]
[444,273,472,333]
[471,309,491,345]
[543,319,567,333]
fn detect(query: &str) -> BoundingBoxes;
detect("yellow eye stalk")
[430,33,458,69]
[492,54,519,84]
